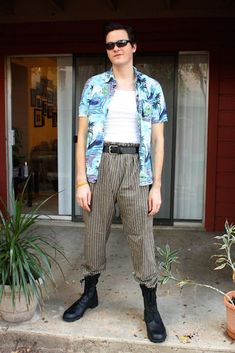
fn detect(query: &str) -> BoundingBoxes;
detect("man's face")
[105,29,136,67]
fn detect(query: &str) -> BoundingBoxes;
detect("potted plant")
[215,221,235,339]
[156,220,235,339]
[0,180,66,323]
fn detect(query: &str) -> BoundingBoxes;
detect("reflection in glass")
[174,53,208,220]
[11,56,72,216]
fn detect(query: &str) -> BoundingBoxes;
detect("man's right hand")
[76,184,92,212]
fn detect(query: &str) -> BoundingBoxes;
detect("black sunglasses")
[105,39,131,50]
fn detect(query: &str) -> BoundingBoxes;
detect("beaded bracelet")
[76,181,88,188]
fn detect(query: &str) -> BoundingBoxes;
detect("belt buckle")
[108,144,119,154]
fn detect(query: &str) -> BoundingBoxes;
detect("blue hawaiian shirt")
[79,67,168,186]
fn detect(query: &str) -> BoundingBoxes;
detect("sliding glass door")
[7,52,208,224]
[9,52,208,222]
[9,56,73,217]
[73,55,176,224]
[135,55,176,223]
[73,53,208,224]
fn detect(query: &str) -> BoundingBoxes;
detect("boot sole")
[63,302,98,322]
[147,332,167,343]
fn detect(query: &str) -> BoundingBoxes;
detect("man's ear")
[132,43,137,53]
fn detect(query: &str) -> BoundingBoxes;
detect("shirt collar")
[104,66,145,84]
[104,68,115,83]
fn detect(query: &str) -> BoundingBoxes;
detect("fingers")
[148,187,161,216]
[76,185,91,212]
[148,197,153,214]
[80,197,91,212]
[87,190,91,207]
[148,201,161,216]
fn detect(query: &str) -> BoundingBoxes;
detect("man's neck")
[112,65,135,90]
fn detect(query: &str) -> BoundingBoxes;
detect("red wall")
[205,50,220,231]
[215,49,235,230]
[0,18,234,230]
[0,55,7,204]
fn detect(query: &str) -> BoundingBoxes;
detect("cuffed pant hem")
[133,272,159,288]
[81,265,103,278]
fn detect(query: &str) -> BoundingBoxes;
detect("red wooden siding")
[219,111,235,126]
[0,55,7,204]
[217,158,235,172]
[215,50,235,230]
[204,51,219,231]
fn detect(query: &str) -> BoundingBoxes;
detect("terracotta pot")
[224,290,235,340]
[0,285,38,322]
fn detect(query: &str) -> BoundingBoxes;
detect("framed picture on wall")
[42,100,47,116]
[47,106,53,118]
[47,89,53,105]
[53,89,57,106]
[41,77,48,87]
[36,82,43,96]
[52,111,57,127]
[30,89,37,107]
[34,109,44,127]
[47,79,53,89]
[36,97,42,108]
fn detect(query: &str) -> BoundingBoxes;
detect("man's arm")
[76,116,91,212]
[148,122,164,216]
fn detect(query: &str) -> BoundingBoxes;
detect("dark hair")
[103,22,136,44]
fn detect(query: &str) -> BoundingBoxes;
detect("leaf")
[214,257,227,264]
[214,263,227,270]
[220,244,228,250]
[162,276,170,285]
[214,235,223,240]
[0,182,68,310]
[165,244,170,254]
[156,246,165,257]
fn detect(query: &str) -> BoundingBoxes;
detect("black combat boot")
[63,274,100,322]
[140,284,167,343]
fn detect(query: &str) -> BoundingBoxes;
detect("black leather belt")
[103,144,139,154]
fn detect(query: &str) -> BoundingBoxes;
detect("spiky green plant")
[213,220,235,282]
[156,221,235,306]
[156,244,180,285]
[0,179,66,310]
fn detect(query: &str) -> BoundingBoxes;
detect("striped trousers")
[82,152,158,288]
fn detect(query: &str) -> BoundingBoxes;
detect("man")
[63,22,168,343]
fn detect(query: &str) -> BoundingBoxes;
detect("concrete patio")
[0,221,234,353]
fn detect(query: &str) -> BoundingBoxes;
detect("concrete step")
[0,225,234,353]
[0,327,234,353]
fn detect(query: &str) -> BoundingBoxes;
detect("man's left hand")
[148,186,161,216]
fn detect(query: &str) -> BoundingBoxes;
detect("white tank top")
[104,89,140,144]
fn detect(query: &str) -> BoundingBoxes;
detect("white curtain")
[57,56,73,215]
[174,53,208,220]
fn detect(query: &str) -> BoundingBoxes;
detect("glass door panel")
[73,53,208,224]
[135,55,176,223]
[174,53,208,221]
[10,56,72,216]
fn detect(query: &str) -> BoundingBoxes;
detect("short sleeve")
[152,83,168,124]
[78,78,93,117]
